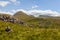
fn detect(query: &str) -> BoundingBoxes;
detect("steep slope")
[14,11,35,22]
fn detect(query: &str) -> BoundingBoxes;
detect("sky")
[0,0,60,17]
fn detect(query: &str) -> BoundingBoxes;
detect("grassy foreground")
[0,20,60,40]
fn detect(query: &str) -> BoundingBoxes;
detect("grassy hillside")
[0,13,60,40]
[26,18,60,28]
[0,18,60,40]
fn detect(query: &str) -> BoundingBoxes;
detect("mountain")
[39,15,51,18]
[14,11,35,22]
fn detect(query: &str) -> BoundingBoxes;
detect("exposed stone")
[5,26,11,32]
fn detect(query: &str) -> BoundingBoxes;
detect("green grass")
[0,17,60,40]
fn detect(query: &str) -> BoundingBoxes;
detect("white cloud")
[14,1,20,5]
[0,0,20,7]
[9,0,20,5]
[9,9,60,17]
[29,10,60,16]
[10,9,28,14]
[10,0,16,2]
[27,10,60,17]
[0,9,60,17]
[0,11,12,15]
[0,1,10,7]
[32,5,39,9]
[0,9,13,15]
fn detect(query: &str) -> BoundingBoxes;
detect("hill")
[14,11,35,22]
